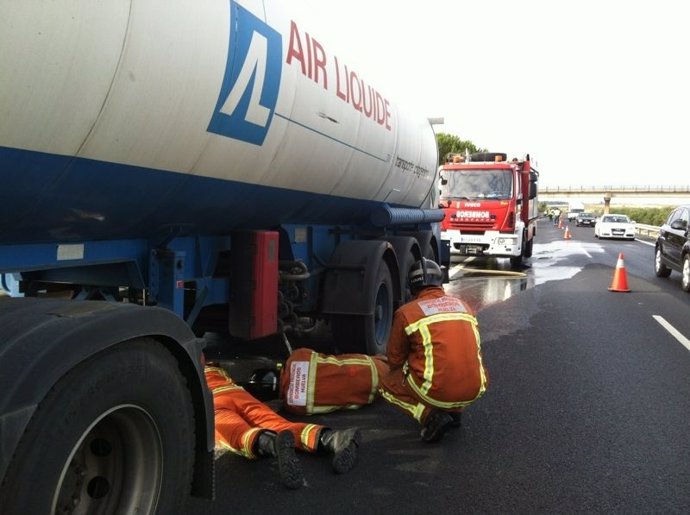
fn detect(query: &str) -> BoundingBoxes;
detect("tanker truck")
[0,1,447,512]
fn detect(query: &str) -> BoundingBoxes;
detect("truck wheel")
[400,250,417,304]
[655,247,672,278]
[524,236,534,258]
[509,254,523,268]
[0,338,195,515]
[333,260,394,355]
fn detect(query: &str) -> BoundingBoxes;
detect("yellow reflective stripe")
[206,365,232,382]
[403,312,486,409]
[403,313,479,395]
[474,328,489,400]
[378,388,426,422]
[419,323,434,394]
[312,353,380,407]
[315,355,375,366]
[306,351,319,414]
[299,424,321,450]
[368,357,380,402]
[216,427,262,459]
[241,428,262,459]
[211,383,243,396]
[404,312,477,334]
[406,375,481,409]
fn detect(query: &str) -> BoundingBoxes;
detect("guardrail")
[542,215,661,240]
[634,223,660,239]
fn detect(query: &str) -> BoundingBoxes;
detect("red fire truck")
[438,152,539,267]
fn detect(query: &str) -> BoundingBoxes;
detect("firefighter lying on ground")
[281,258,490,444]
[204,361,361,490]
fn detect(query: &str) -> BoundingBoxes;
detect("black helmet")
[408,258,443,294]
[243,368,279,401]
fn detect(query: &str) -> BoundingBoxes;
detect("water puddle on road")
[444,240,605,312]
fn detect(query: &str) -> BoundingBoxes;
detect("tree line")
[435,133,487,165]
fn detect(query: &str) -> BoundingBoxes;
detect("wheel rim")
[52,405,162,515]
[655,249,662,272]
[683,258,690,289]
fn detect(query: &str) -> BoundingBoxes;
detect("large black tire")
[655,247,672,278]
[332,260,394,355]
[0,338,195,515]
[399,249,417,304]
[524,235,534,258]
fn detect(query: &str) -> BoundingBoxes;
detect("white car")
[594,214,636,240]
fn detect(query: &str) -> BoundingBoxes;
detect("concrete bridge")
[540,185,690,209]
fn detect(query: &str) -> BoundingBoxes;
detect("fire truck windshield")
[439,169,513,201]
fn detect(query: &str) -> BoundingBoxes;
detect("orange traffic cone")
[558,218,563,229]
[564,226,572,240]
[608,252,631,292]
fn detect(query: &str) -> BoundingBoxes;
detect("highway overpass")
[540,185,690,208]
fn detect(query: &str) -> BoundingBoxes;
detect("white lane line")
[653,315,690,352]
[449,257,477,278]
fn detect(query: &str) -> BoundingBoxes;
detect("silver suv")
[655,205,690,291]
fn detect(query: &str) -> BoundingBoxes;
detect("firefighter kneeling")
[281,258,490,444]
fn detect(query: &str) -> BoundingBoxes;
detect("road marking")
[653,315,690,352]
[449,257,477,278]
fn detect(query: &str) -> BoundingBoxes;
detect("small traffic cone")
[564,226,572,240]
[608,252,631,292]
[558,218,563,229]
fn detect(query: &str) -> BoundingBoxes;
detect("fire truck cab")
[438,152,539,267]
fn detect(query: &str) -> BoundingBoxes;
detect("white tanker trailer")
[0,0,446,512]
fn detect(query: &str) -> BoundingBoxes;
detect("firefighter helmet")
[408,258,443,294]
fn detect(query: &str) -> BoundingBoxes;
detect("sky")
[294,0,689,188]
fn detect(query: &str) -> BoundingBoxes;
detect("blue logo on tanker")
[208,1,281,145]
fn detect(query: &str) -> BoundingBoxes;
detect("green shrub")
[597,207,673,226]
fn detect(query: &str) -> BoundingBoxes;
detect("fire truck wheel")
[332,260,394,355]
[524,236,534,258]
[0,338,195,515]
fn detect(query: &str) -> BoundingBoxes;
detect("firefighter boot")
[420,409,454,443]
[255,430,304,489]
[448,411,463,428]
[318,428,362,474]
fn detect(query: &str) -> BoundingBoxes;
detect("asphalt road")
[186,219,690,514]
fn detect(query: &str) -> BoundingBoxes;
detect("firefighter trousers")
[377,367,463,424]
[206,366,323,459]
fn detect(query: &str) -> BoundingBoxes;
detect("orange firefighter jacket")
[384,286,489,413]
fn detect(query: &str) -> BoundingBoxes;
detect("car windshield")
[579,213,594,217]
[603,215,630,223]
[439,169,513,200]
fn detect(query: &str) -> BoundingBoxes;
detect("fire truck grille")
[449,220,495,230]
